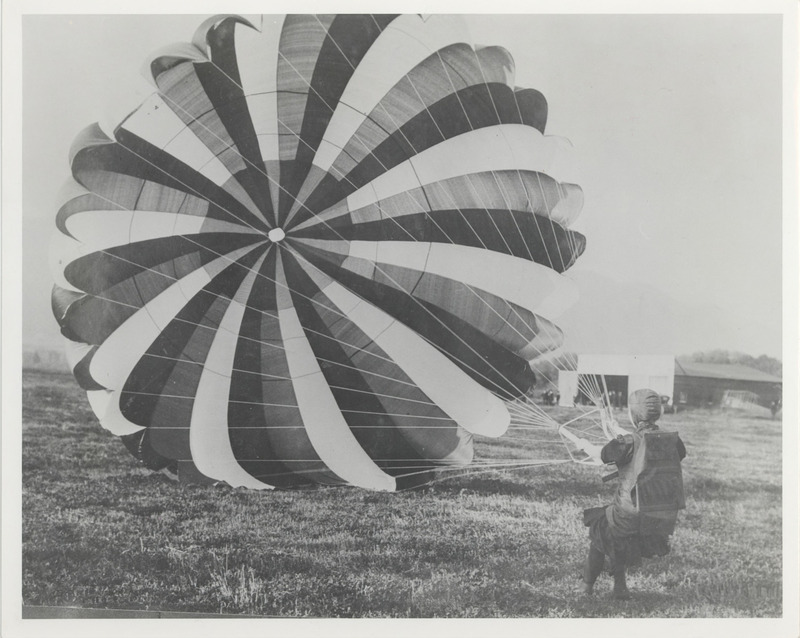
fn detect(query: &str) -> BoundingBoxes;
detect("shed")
[673,361,782,408]
[557,354,675,407]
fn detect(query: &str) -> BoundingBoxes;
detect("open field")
[21,369,782,617]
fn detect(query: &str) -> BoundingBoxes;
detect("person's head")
[628,388,662,426]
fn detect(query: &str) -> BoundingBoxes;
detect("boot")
[612,565,631,600]
[582,546,605,595]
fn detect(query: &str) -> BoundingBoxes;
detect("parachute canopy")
[52,14,586,490]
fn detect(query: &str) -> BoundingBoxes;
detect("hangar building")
[557,355,781,409]
[672,360,782,408]
[557,354,674,407]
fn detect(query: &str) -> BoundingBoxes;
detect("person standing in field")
[581,388,687,600]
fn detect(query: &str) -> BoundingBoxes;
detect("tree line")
[678,350,782,379]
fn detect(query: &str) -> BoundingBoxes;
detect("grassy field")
[21,369,782,618]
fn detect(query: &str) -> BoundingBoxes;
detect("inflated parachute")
[51,14,588,490]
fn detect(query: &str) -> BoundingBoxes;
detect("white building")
[557,354,675,407]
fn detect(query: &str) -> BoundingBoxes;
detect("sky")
[19,11,788,359]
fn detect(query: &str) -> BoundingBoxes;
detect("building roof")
[674,361,782,384]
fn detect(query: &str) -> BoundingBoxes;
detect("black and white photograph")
[3,1,798,636]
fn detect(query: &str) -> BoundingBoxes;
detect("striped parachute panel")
[51,14,586,490]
